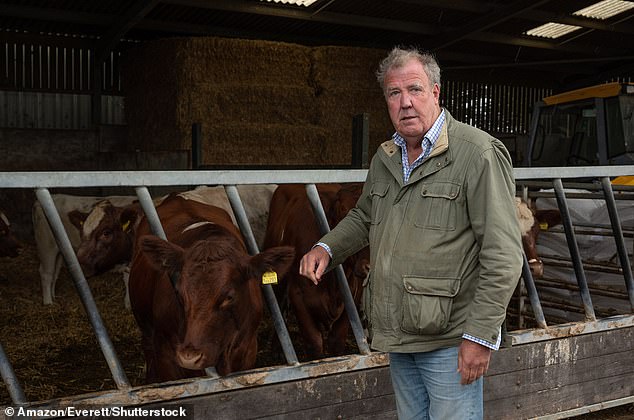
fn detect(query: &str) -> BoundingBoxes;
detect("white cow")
[32,194,137,305]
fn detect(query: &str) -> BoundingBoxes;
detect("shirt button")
[422,190,427,195]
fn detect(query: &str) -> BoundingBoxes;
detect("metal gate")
[1,166,633,419]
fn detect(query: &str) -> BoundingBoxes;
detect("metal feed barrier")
[1,166,634,419]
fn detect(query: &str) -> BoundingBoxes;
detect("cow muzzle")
[176,347,204,369]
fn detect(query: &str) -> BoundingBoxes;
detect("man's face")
[384,59,440,144]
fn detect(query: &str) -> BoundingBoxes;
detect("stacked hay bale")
[311,45,394,164]
[124,37,393,167]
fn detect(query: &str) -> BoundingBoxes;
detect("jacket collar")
[378,109,453,187]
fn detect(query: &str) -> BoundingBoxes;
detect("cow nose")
[177,348,204,369]
[528,258,544,279]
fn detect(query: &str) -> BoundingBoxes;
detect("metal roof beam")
[470,31,632,56]
[427,0,554,51]
[95,0,161,64]
[444,55,633,71]
[0,4,114,26]
[162,0,440,34]
[393,0,492,13]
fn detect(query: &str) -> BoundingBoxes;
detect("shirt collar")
[392,108,445,149]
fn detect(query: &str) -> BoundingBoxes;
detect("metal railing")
[1,166,634,406]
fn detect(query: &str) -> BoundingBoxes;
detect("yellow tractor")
[525,82,634,168]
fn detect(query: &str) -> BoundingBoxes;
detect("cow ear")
[68,210,89,230]
[139,235,185,276]
[120,206,139,233]
[534,209,562,229]
[249,246,295,280]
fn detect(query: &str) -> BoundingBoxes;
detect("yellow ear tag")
[122,220,131,232]
[262,271,278,285]
[539,222,548,230]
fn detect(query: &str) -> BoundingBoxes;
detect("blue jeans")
[389,347,483,420]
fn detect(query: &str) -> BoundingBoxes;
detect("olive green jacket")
[320,110,523,352]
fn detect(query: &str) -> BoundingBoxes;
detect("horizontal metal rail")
[1,165,634,188]
[2,166,634,411]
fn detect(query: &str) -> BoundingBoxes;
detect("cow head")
[139,229,294,375]
[68,200,140,277]
[516,198,561,279]
[0,210,21,258]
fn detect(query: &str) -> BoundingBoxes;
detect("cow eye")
[101,229,112,239]
[220,291,235,309]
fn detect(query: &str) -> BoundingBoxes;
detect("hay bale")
[315,88,393,158]
[200,123,349,166]
[177,37,312,86]
[311,45,387,91]
[123,36,395,167]
[316,88,389,126]
[181,84,318,126]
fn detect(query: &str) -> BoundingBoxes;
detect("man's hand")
[299,246,331,285]
[457,339,492,385]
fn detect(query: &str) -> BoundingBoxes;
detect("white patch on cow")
[515,197,535,236]
[182,221,215,233]
[82,202,108,237]
[0,211,9,226]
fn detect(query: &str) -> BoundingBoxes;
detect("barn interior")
[1,0,634,417]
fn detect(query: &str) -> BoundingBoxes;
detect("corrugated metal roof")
[0,0,632,88]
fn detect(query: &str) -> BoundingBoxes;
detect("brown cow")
[68,185,276,284]
[0,209,21,258]
[128,193,294,383]
[263,183,370,360]
[516,197,561,279]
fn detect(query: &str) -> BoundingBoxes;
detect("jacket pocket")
[369,181,390,225]
[400,276,460,335]
[414,181,460,230]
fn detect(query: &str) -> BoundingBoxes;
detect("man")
[299,47,523,419]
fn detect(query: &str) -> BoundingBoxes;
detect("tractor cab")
[525,82,634,167]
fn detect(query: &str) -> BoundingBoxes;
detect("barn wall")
[0,124,187,240]
[123,37,394,168]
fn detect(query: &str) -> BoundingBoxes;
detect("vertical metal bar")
[521,254,547,329]
[595,98,608,164]
[192,123,202,169]
[305,184,371,355]
[224,185,299,366]
[525,101,544,166]
[0,341,27,405]
[351,113,369,169]
[134,187,166,239]
[552,179,596,320]
[134,187,219,377]
[35,188,130,389]
[600,177,634,310]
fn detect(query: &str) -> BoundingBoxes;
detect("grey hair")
[376,47,441,94]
